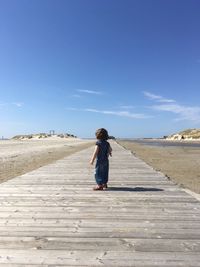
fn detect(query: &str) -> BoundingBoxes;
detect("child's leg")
[94,164,103,186]
[102,161,109,189]
[94,162,109,190]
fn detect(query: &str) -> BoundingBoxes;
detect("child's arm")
[90,145,99,165]
[109,145,112,157]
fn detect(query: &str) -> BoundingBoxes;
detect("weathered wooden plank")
[0,249,200,266]
[0,205,199,212]
[0,218,200,229]
[0,237,200,253]
[5,181,170,186]
[1,212,200,221]
[0,190,192,196]
[1,228,200,239]
[0,196,198,204]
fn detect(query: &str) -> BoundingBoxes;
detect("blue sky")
[0,0,200,138]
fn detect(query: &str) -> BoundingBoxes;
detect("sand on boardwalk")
[0,138,94,184]
[118,140,200,194]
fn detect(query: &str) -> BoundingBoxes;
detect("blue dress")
[95,140,110,185]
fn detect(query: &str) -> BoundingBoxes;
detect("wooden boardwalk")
[0,141,200,266]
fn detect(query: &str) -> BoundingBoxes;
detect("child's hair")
[95,128,109,140]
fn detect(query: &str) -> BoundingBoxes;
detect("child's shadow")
[107,186,164,192]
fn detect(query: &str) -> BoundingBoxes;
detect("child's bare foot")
[93,185,103,190]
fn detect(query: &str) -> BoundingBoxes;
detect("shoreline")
[119,138,200,143]
[117,140,200,195]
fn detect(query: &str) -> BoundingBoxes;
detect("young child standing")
[90,128,112,190]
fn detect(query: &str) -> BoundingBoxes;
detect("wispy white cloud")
[0,103,7,107]
[77,89,102,95]
[0,102,23,108]
[144,91,200,122]
[67,107,152,119]
[12,102,23,107]
[143,91,175,103]
[71,94,81,98]
[66,107,79,111]
[120,105,135,109]
[152,103,200,122]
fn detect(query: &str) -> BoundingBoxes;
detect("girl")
[90,128,112,190]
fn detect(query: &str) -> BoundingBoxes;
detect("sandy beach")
[117,140,200,194]
[0,138,94,184]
